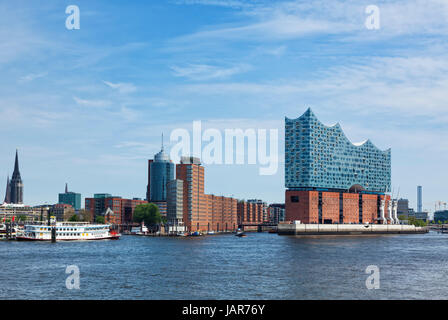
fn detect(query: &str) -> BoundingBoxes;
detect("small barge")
[278,222,428,236]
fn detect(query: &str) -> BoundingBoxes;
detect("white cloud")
[19,72,48,82]
[170,63,251,80]
[176,55,448,123]
[175,0,256,8]
[103,81,137,94]
[73,96,110,108]
[173,0,448,44]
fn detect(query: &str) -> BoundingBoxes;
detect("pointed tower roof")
[154,133,170,162]
[11,149,21,180]
[65,183,68,193]
[4,175,11,204]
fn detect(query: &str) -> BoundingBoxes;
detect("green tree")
[398,215,407,221]
[133,203,162,231]
[68,214,79,222]
[16,215,28,222]
[95,216,105,224]
[407,217,427,227]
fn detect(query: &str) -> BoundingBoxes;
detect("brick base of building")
[285,190,391,224]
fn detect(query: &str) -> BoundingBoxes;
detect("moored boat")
[130,223,149,235]
[0,224,19,240]
[16,222,120,241]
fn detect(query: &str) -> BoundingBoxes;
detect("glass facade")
[58,192,81,210]
[285,108,391,193]
[149,149,175,202]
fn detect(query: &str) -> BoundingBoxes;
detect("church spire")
[65,183,68,193]
[3,175,10,204]
[12,149,21,180]
[10,149,23,204]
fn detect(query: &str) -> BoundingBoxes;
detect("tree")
[407,216,427,227]
[95,216,105,224]
[68,214,79,222]
[77,209,93,222]
[16,214,28,222]
[133,203,162,231]
[398,215,407,221]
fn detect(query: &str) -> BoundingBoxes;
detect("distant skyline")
[1,0,447,212]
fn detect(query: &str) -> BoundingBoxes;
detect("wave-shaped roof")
[286,108,390,153]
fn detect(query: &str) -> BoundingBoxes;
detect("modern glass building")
[285,108,391,193]
[147,147,175,203]
[285,108,393,224]
[434,210,448,223]
[58,184,81,210]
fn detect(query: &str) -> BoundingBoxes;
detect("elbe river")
[1,232,446,299]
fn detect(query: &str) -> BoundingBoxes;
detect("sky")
[0,0,447,213]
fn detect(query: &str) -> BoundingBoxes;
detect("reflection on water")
[0,232,446,300]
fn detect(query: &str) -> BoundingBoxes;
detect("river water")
[0,231,446,300]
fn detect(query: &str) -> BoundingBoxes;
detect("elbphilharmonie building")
[285,108,396,224]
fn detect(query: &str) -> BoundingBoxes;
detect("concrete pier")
[278,223,428,236]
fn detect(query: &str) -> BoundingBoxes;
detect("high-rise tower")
[417,186,423,212]
[10,150,24,204]
[146,134,175,215]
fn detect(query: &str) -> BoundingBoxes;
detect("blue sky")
[0,0,447,213]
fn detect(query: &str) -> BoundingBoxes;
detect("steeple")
[10,149,23,204]
[3,175,11,204]
[12,149,21,180]
[65,183,68,193]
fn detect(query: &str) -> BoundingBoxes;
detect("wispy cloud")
[173,0,448,44]
[73,96,110,108]
[170,63,251,80]
[103,81,137,94]
[175,0,257,8]
[19,72,48,83]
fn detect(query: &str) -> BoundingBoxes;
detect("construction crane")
[435,201,447,211]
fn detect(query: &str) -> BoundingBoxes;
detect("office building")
[85,194,147,225]
[397,199,410,216]
[285,108,393,224]
[146,140,175,215]
[434,210,448,223]
[237,200,264,225]
[174,156,240,233]
[51,203,75,221]
[269,204,285,224]
[176,156,207,231]
[167,179,184,226]
[58,183,81,210]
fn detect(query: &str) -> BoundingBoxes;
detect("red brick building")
[285,190,391,224]
[85,195,147,225]
[175,156,239,233]
[237,200,265,225]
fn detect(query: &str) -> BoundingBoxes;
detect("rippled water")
[1,231,447,300]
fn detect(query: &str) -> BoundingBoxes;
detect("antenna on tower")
[161,133,164,151]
